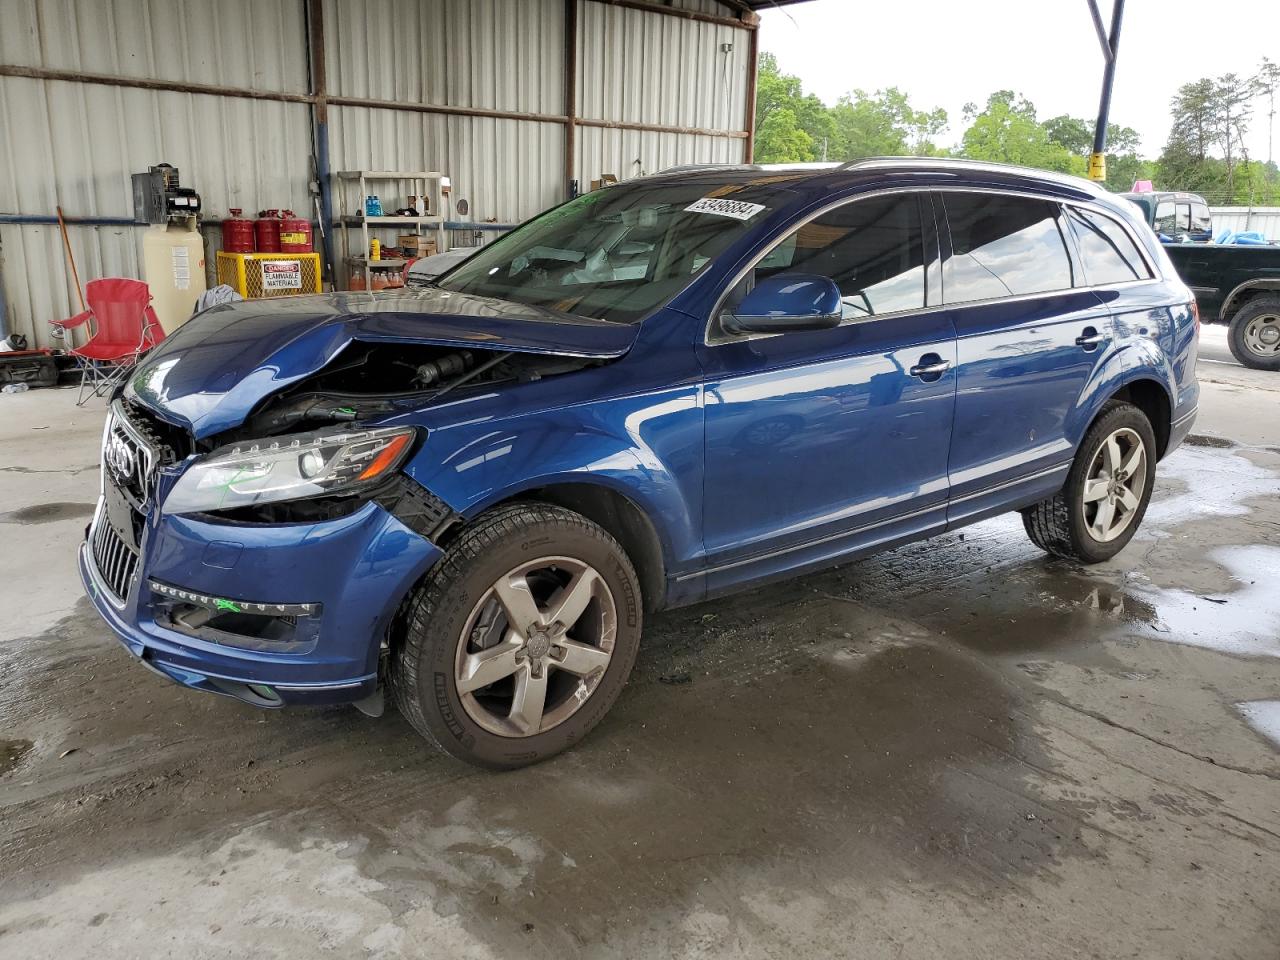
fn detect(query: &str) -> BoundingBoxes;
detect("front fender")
[401,387,705,578]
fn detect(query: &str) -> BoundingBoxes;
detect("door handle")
[909,358,951,380]
[1075,327,1105,350]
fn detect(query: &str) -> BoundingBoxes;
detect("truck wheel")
[1228,298,1280,370]
[388,502,642,769]
[1021,401,1157,564]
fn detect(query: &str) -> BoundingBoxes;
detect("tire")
[388,502,643,769]
[1021,401,1158,564]
[1228,298,1280,371]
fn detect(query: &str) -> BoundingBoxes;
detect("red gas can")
[254,209,281,253]
[221,208,255,253]
[278,210,313,253]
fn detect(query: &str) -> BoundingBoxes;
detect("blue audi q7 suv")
[83,158,1198,767]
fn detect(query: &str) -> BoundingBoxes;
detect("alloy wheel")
[454,556,617,737]
[1243,313,1280,359]
[1081,426,1147,543]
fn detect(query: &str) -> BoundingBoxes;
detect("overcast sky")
[757,0,1280,162]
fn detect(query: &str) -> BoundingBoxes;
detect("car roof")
[648,156,1113,199]
[1119,190,1206,203]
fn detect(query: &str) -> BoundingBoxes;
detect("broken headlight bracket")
[375,475,462,544]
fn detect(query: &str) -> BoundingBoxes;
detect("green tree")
[753,53,832,162]
[958,91,1085,175]
[1211,73,1255,193]
[1158,78,1218,191]
[1043,115,1141,156]
[828,87,948,160]
[1157,73,1271,201]
[755,107,814,165]
[1256,58,1280,173]
[1043,115,1144,189]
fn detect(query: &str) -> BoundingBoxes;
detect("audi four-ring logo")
[104,430,138,483]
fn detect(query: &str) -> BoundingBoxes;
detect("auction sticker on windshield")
[684,197,766,221]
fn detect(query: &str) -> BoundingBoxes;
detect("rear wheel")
[1022,401,1157,563]
[388,502,642,769]
[1228,298,1280,371]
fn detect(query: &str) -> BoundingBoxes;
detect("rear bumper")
[1167,402,1198,457]
[80,500,443,708]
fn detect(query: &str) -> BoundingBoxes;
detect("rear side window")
[942,193,1074,302]
[729,193,928,322]
[1190,201,1212,235]
[1154,200,1191,235]
[1065,207,1152,285]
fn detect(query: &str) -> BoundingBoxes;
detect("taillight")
[1189,299,1200,331]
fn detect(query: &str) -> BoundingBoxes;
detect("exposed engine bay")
[225,341,603,444]
[188,341,605,526]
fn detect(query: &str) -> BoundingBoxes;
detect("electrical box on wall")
[132,163,201,224]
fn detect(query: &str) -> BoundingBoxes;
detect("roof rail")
[832,156,1104,192]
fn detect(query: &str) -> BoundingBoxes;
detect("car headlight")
[162,426,417,516]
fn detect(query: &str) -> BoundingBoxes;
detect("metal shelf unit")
[334,171,448,289]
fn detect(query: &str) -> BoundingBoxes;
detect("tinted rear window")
[1191,201,1212,234]
[942,194,1074,302]
[1155,200,1190,235]
[1065,206,1151,285]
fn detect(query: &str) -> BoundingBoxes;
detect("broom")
[55,206,86,346]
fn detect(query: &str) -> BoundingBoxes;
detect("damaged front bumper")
[79,497,443,708]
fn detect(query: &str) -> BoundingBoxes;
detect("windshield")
[438,179,779,323]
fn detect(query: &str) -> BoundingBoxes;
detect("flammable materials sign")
[261,260,303,290]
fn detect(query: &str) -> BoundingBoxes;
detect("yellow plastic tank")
[142,217,207,334]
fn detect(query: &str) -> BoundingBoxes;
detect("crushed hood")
[126,289,639,439]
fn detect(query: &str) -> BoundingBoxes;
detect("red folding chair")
[50,278,166,405]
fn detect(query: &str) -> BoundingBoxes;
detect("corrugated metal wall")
[0,0,756,348]
[324,0,566,227]
[576,1,748,183]
[0,0,313,347]
[1208,207,1280,240]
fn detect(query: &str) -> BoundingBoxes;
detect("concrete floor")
[1,324,1278,959]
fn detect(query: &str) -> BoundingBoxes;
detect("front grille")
[121,396,191,462]
[91,400,170,605]
[104,410,156,506]
[89,512,140,603]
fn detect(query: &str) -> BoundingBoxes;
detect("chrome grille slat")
[110,534,124,589]
[105,405,157,507]
[91,401,175,606]
[89,510,140,605]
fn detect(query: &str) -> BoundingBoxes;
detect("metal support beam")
[0,64,313,104]
[583,0,758,30]
[1086,0,1125,181]
[305,0,336,286]
[564,0,579,199]
[744,24,760,162]
[2,62,755,140]
[575,116,748,139]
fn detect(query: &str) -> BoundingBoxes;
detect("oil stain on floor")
[0,502,95,525]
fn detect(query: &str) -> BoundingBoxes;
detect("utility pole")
[1085,0,1126,182]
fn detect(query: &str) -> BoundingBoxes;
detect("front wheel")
[388,502,643,769]
[1022,401,1157,563]
[1228,298,1280,371]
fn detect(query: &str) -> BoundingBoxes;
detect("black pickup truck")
[1121,191,1280,370]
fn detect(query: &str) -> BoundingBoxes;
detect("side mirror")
[723,274,843,334]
